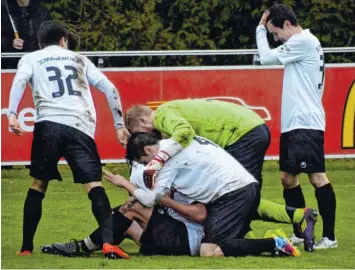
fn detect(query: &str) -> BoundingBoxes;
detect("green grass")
[1,159,355,269]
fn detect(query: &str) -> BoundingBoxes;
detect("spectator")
[1,0,52,68]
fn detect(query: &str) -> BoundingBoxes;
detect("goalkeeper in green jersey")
[126,99,268,189]
[125,99,318,241]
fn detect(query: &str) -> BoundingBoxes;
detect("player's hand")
[116,127,130,147]
[159,193,173,207]
[259,9,270,26]
[102,168,126,187]
[13,38,24,50]
[143,159,163,189]
[8,114,24,136]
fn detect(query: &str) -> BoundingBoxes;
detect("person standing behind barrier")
[7,20,129,258]
[256,3,337,250]
[1,0,52,68]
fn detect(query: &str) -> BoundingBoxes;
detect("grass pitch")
[1,159,355,269]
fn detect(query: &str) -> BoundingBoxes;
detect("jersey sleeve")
[86,57,124,128]
[274,37,306,65]
[8,55,33,116]
[154,105,195,148]
[154,164,178,191]
[257,25,305,65]
[86,57,106,86]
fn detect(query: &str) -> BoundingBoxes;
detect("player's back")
[154,99,264,147]
[158,136,257,204]
[23,45,98,138]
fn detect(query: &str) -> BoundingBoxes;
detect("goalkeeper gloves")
[143,151,169,189]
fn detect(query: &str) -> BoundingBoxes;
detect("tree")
[43,0,354,66]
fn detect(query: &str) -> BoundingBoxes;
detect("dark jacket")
[1,0,52,52]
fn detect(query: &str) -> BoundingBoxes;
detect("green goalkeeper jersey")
[153,99,265,148]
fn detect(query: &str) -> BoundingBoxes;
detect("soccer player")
[125,100,269,189]
[122,132,301,257]
[42,159,300,258]
[7,21,129,258]
[42,191,206,257]
[125,100,316,243]
[256,3,337,249]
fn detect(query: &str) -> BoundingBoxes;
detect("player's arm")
[256,25,283,65]
[103,168,170,208]
[154,105,195,149]
[86,59,129,146]
[7,55,33,135]
[159,195,207,224]
[256,25,305,65]
[143,106,194,186]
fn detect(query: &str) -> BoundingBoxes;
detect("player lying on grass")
[125,100,317,248]
[42,163,302,257]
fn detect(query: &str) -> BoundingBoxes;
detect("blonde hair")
[125,105,153,130]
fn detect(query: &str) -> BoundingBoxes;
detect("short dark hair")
[125,132,159,165]
[266,3,298,28]
[37,21,68,48]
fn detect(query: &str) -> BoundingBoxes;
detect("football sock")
[315,183,336,240]
[88,186,114,245]
[80,238,99,253]
[112,208,133,244]
[86,206,133,247]
[256,199,303,224]
[21,188,45,252]
[283,185,306,238]
[220,238,275,256]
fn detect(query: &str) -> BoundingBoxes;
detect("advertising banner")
[2,65,354,165]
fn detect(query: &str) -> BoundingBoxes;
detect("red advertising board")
[1,65,355,165]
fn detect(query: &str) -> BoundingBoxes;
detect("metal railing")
[2,47,355,58]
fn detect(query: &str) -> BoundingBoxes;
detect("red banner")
[2,65,355,165]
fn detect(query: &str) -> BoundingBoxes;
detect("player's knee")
[212,246,225,257]
[280,172,298,189]
[30,179,48,193]
[309,173,329,188]
[200,243,217,257]
[84,181,103,194]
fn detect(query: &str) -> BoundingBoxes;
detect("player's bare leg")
[309,173,337,249]
[17,179,48,256]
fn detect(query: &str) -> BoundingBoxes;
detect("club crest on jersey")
[300,161,307,169]
[278,44,290,53]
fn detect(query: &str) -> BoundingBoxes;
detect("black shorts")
[30,121,102,183]
[139,206,190,256]
[225,124,271,187]
[279,129,326,175]
[202,182,260,246]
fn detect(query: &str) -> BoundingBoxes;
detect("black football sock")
[112,208,133,245]
[220,238,275,257]
[21,188,45,252]
[79,237,99,253]
[88,186,114,245]
[315,183,336,240]
[85,205,133,247]
[283,185,306,238]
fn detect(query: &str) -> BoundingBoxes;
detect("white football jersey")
[14,45,107,138]
[257,26,326,132]
[277,30,325,132]
[155,136,257,204]
[130,162,204,256]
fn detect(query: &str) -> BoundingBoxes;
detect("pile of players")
[8,2,337,260]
